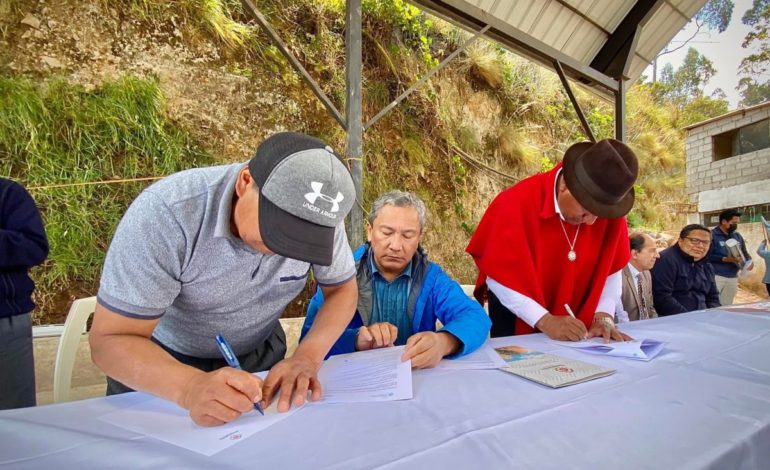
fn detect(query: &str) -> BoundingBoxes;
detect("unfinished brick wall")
[685,104,770,203]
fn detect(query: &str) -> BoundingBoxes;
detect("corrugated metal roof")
[408,0,707,98]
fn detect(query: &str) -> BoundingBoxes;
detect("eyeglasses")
[684,237,710,247]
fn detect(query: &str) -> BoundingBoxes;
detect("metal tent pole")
[345,0,364,248]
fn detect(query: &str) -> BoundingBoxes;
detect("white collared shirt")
[614,262,641,323]
[627,262,640,283]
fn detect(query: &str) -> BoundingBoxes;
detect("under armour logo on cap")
[248,132,355,266]
[305,182,345,213]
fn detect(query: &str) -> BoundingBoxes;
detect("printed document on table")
[317,346,413,403]
[495,345,615,388]
[99,394,301,456]
[550,338,664,361]
[434,343,507,370]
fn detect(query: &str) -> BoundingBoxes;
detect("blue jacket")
[651,243,720,316]
[301,244,491,357]
[0,178,49,318]
[757,241,770,284]
[709,227,751,278]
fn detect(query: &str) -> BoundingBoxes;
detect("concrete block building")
[685,101,770,296]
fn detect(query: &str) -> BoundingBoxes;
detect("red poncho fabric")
[466,164,630,335]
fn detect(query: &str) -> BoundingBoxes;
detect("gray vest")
[355,243,430,326]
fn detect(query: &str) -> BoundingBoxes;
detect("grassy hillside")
[0,0,721,323]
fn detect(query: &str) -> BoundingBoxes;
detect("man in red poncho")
[466,139,637,342]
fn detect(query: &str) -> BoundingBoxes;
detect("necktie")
[637,275,649,320]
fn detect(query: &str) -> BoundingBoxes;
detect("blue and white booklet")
[551,338,665,361]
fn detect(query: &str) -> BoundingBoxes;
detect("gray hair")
[368,190,428,232]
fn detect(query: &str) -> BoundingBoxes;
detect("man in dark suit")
[617,232,659,322]
[651,224,720,316]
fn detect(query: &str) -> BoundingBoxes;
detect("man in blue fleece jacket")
[302,191,491,368]
[0,177,49,409]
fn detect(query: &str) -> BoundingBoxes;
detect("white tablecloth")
[2,308,770,469]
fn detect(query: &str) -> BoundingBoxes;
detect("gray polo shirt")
[97,163,355,358]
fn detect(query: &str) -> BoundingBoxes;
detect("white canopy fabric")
[409,0,706,96]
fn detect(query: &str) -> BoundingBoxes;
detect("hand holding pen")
[534,305,588,341]
[216,334,265,415]
[177,356,264,426]
[564,304,588,340]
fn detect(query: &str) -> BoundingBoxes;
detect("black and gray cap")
[249,132,355,266]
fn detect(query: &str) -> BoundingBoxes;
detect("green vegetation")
[737,0,770,105]
[0,0,746,321]
[0,75,212,317]
[117,0,251,47]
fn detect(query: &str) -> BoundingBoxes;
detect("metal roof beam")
[552,0,610,36]
[615,79,627,141]
[242,0,347,130]
[408,0,620,94]
[554,60,596,143]
[364,24,491,131]
[590,0,665,78]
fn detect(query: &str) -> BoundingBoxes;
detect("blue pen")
[215,334,264,415]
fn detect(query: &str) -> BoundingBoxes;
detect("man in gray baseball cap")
[90,132,358,426]
[250,132,355,266]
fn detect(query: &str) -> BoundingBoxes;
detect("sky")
[643,0,761,109]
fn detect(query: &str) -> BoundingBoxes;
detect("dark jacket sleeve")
[707,235,726,266]
[651,253,687,315]
[705,264,721,308]
[429,267,491,357]
[0,181,49,269]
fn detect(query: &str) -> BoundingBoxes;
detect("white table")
[2,307,770,469]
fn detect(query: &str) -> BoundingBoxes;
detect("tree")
[653,0,734,81]
[679,95,730,127]
[660,48,718,103]
[697,0,735,32]
[738,77,770,106]
[737,0,770,105]
[655,48,728,125]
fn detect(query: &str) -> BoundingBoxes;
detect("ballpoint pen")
[563,304,587,340]
[563,304,577,319]
[215,334,264,415]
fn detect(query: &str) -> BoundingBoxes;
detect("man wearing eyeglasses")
[650,224,720,316]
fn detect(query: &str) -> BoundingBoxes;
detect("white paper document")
[99,395,301,456]
[434,344,508,370]
[317,346,413,403]
[551,338,665,361]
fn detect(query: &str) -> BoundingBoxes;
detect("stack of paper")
[551,338,664,361]
[317,345,413,403]
[434,344,507,371]
[495,345,615,388]
[99,396,300,456]
[99,346,413,455]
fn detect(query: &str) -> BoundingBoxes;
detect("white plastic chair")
[460,284,475,298]
[53,296,97,403]
[461,284,488,313]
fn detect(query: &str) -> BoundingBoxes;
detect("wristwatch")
[594,315,615,329]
